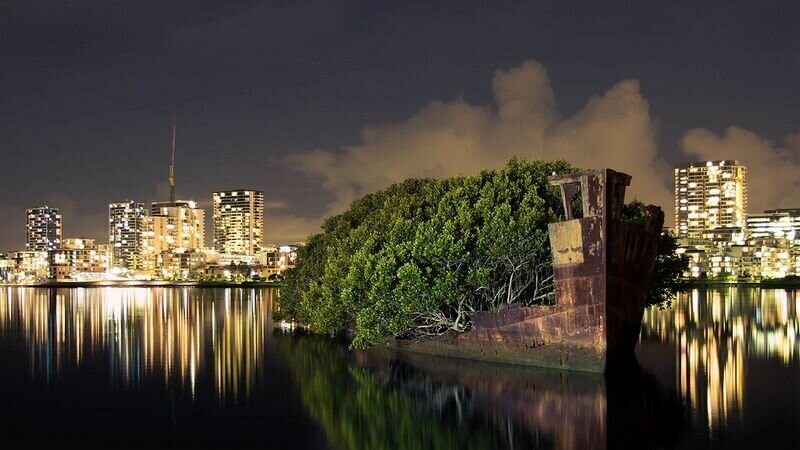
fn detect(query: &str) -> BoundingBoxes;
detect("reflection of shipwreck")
[401,169,664,373]
[357,349,684,450]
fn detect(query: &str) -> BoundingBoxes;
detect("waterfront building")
[26,206,62,251]
[159,248,212,277]
[259,244,299,279]
[109,201,147,271]
[12,251,49,281]
[674,161,750,278]
[142,200,206,275]
[212,190,264,256]
[708,226,747,247]
[0,253,15,282]
[149,200,206,250]
[747,208,800,278]
[134,121,209,277]
[217,253,258,266]
[674,161,747,240]
[48,238,109,281]
[747,208,800,244]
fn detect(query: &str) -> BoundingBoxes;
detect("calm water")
[0,286,797,449]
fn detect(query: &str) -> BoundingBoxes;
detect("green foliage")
[279,160,688,348]
[278,159,573,347]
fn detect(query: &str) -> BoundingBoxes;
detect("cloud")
[288,59,672,225]
[264,213,321,245]
[264,200,289,210]
[681,126,800,213]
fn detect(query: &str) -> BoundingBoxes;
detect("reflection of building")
[674,161,747,240]
[642,288,800,432]
[26,206,62,251]
[213,190,264,257]
[0,287,273,401]
[109,201,147,270]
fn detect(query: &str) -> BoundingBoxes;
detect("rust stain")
[413,168,664,373]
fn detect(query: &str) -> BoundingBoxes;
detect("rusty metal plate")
[549,220,585,266]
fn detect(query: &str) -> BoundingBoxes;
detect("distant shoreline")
[3,279,798,289]
[0,281,283,288]
[685,279,800,288]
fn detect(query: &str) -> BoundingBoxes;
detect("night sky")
[2,0,799,251]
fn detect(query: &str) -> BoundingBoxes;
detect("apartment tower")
[674,160,747,239]
[26,205,62,251]
[212,190,264,256]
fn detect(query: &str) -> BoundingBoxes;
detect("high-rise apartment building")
[26,206,62,251]
[674,160,747,239]
[212,190,264,256]
[149,200,206,250]
[142,200,206,273]
[109,201,147,270]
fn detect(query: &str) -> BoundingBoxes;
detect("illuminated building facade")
[748,208,800,243]
[0,253,15,282]
[212,190,264,256]
[47,238,109,281]
[12,251,49,281]
[149,200,206,250]
[258,244,299,279]
[109,201,147,270]
[747,208,800,278]
[142,200,206,274]
[26,206,62,251]
[675,161,747,240]
[675,161,749,278]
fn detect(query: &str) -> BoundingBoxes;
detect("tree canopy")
[277,159,687,348]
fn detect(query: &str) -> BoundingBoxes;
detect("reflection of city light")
[642,288,800,433]
[0,287,272,403]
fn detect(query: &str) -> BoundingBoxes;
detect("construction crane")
[169,117,176,204]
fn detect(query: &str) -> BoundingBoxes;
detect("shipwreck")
[399,168,665,373]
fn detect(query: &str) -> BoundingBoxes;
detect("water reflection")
[641,287,800,432]
[7,286,797,448]
[0,287,271,402]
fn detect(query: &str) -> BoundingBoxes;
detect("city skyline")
[2,4,800,448]
[7,157,798,253]
[1,1,799,251]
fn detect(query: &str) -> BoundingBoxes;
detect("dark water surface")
[0,286,797,449]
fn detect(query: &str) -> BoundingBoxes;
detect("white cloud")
[681,126,800,213]
[288,59,672,228]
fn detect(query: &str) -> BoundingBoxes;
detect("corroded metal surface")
[403,168,664,373]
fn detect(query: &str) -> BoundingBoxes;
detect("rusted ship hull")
[400,169,664,373]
